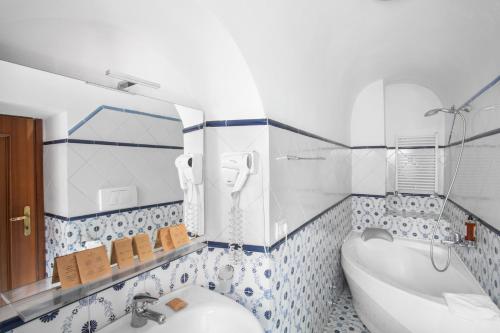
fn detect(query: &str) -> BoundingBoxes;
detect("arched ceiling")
[0,0,499,143]
[0,0,264,120]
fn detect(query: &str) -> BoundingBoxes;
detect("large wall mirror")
[0,59,204,304]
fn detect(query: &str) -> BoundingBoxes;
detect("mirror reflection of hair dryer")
[221,152,258,265]
[175,153,203,235]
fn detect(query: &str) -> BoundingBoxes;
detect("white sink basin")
[99,285,264,333]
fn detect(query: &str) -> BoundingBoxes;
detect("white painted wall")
[350,82,446,195]
[351,80,385,146]
[175,105,204,127]
[350,80,386,195]
[2,1,500,142]
[385,83,445,146]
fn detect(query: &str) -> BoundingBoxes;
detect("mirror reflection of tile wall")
[44,106,185,276]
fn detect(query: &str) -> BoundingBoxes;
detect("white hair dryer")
[175,153,202,200]
[221,152,257,194]
[175,153,203,234]
[221,152,258,266]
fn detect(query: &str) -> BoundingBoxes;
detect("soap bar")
[170,224,190,248]
[166,298,187,311]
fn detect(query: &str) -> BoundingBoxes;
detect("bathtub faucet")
[441,232,475,248]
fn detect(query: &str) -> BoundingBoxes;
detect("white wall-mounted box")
[98,185,138,211]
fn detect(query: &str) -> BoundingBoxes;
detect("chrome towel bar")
[275,155,326,160]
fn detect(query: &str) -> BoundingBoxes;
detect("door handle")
[10,206,31,236]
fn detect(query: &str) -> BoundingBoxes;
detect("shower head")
[424,107,456,117]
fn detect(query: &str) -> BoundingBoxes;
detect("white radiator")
[395,134,438,194]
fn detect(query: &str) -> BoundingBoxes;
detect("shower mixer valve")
[441,232,476,248]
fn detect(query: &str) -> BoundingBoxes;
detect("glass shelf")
[0,238,206,323]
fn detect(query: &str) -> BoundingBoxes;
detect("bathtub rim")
[341,231,487,306]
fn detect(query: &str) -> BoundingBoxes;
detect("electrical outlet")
[274,220,288,240]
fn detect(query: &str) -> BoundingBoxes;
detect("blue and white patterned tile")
[444,201,500,306]
[323,291,369,333]
[195,247,274,332]
[351,195,451,241]
[13,297,91,333]
[272,198,352,333]
[44,202,184,277]
[386,194,443,214]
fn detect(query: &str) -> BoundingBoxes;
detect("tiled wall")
[444,77,500,306]
[14,195,352,333]
[44,202,183,276]
[269,124,351,243]
[351,194,451,241]
[43,106,185,276]
[272,197,352,333]
[13,248,204,333]
[44,106,184,217]
[7,118,353,333]
[12,101,498,333]
[351,148,386,195]
[203,122,270,246]
[444,200,499,306]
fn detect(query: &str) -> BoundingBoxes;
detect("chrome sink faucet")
[441,232,476,248]
[131,293,167,328]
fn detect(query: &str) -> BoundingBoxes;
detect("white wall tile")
[70,107,183,147]
[43,144,68,216]
[351,148,386,195]
[67,144,183,216]
[269,126,351,243]
[204,125,270,246]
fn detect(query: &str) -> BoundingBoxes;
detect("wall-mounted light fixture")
[105,70,161,90]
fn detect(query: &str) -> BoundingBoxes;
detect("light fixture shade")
[105,70,160,89]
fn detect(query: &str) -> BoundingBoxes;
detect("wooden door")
[0,115,44,291]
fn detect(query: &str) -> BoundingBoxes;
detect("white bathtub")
[341,231,498,333]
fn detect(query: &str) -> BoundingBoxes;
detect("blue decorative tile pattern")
[12,249,204,333]
[444,200,500,306]
[16,196,354,333]
[323,291,369,333]
[195,247,274,332]
[272,198,352,333]
[351,194,452,241]
[44,202,183,277]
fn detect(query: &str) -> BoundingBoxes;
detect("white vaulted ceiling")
[0,0,499,144]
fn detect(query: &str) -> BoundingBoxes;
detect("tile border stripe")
[448,127,500,147]
[200,119,500,149]
[183,123,204,133]
[68,105,181,136]
[205,194,352,254]
[204,118,350,148]
[45,200,184,222]
[43,139,183,150]
[351,145,386,149]
[447,198,500,236]
[458,74,500,110]
[270,194,351,251]
[267,119,350,148]
[205,119,269,127]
